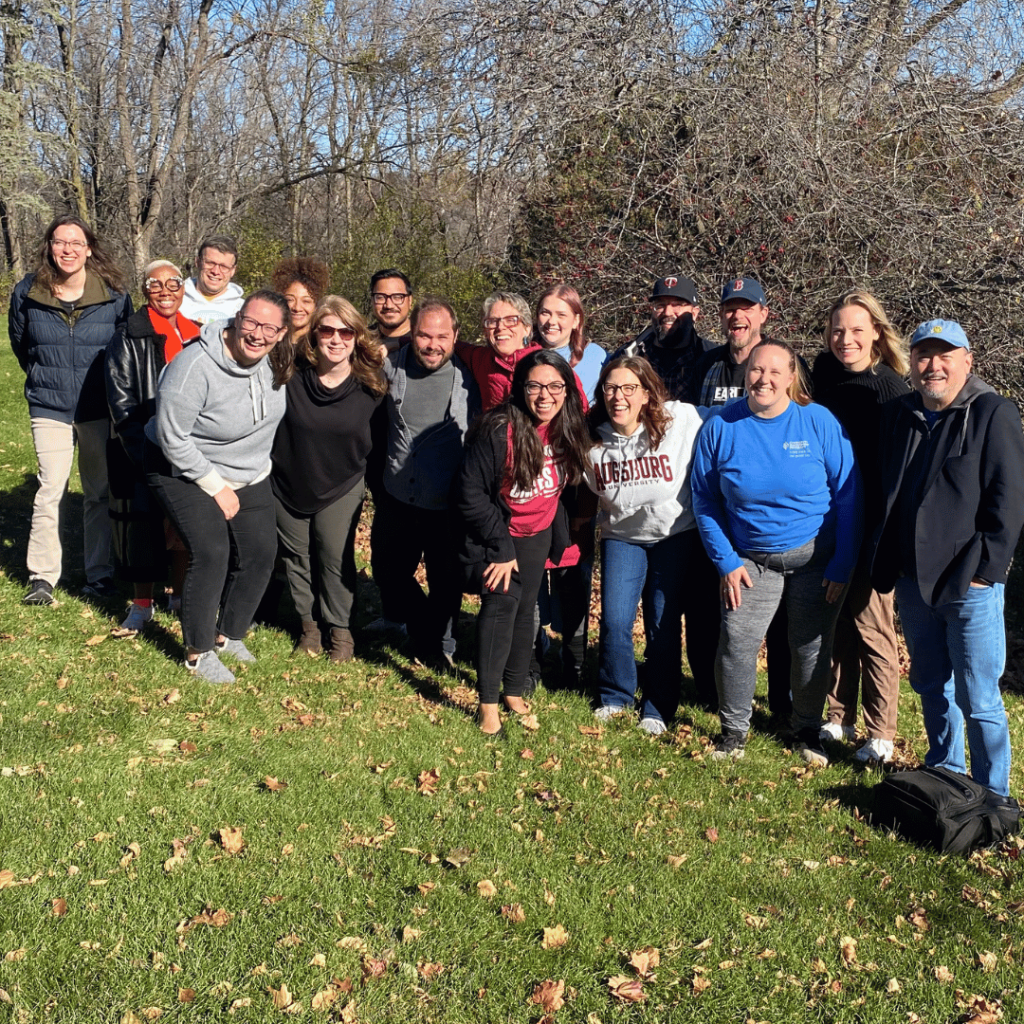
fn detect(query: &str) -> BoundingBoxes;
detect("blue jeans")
[597,530,697,723]
[894,577,1011,796]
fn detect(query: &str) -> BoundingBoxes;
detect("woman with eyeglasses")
[145,290,291,683]
[270,296,386,663]
[105,260,199,629]
[457,349,591,734]
[456,291,541,410]
[10,214,133,606]
[583,356,707,733]
[271,257,331,351]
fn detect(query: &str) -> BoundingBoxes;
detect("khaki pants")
[27,417,112,586]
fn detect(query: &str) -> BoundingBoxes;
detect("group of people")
[10,214,1024,802]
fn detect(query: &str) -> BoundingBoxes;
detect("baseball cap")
[909,319,970,351]
[720,277,767,305]
[650,275,699,304]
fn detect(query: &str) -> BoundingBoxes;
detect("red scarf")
[147,306,200,364]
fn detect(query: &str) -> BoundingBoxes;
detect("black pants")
[148,464,276,652]
[373,492,463,658]
[474,528,551,704]
[679,543,722,709]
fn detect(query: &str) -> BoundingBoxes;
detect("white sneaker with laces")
[853,737,894,764]
[120,603,154,631]
[819,722,855,743]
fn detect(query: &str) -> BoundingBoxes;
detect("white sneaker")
[854,737,894,765]
[819,722,855,743]
[120,603,154,632]
[638,716,667,736]
[594,705,626,722]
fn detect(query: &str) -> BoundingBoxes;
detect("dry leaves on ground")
[542,925,569,950]
[530,979,565,1013]
[608,975,646,1003]
[217,827,245,856]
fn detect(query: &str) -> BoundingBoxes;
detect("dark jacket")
[611,313,713,401]
[870,375,1024,606]
[10,270,132,423]
[106,308,175,471]
[455,419,570,578]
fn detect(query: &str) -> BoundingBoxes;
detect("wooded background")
[2,0,1022,398]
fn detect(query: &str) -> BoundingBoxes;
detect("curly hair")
[34,214,126,295]
[271,257,331,305]
[589,356,672,449]
[824,289,909,377]
[297,294,386,397]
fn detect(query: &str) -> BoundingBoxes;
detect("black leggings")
[475,528,551,703]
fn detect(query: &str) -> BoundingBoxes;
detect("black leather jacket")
[105,308,175,470]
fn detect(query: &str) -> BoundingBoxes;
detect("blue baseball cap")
[909,319,970,351]
[720,277,767,305]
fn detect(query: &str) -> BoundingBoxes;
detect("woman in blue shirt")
[691,340,861,765]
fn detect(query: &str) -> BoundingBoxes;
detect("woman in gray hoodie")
[146,290,291,683]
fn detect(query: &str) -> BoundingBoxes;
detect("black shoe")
[82,577,118,600]
[794,727,829,766]
[24,578,54,605]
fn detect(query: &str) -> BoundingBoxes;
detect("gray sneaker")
[710,731,747,761]
[185,650,235,684]
[24,578,54,605]
[216,638,256,662]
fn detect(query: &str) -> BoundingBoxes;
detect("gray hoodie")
[148,319,286,495]
[584,400,707,544]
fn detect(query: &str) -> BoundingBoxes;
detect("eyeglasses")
[602,383,645,397]
[372,292,410,306]
[524,381,566,396]
[483,315,525,330]
[145,276,184,293]
[201,258,236,273]
[237,315,286,340]
[50,238,88,252]
[316,324,356,342]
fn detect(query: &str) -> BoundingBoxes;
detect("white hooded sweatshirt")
[584,400,707,544]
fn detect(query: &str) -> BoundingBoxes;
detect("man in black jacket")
[872,319,1024,797]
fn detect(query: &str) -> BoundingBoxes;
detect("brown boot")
[295,620,322,657]
[328,627,355,664]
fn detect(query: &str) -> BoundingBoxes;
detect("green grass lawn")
[1,342,1022,1023]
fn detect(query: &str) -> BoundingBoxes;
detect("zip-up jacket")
[9,270,132,423]
[870,374,1024,606]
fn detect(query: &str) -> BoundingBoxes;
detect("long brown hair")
[297,294,386,397]
[589,356,672,450]
[34,214,126,295]
[471,349,590,492]
[534,283,587,367]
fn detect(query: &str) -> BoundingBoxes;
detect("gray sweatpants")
[716,536,844,736]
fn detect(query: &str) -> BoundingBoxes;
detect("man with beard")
[612,275,714,400]
[872,320,1024,798]
[371,298,480,666]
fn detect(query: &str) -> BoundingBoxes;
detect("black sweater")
[271,365,383,514]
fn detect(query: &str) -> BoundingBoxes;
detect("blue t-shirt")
[691,400,862,582]
[553,343,608,406]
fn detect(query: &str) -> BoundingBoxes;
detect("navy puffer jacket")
[9,270,133,423]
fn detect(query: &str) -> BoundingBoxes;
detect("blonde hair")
[825,289,909,377]
[750,340,812,406]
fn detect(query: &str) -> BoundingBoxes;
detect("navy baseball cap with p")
[650,275,699,304]
[720,277,767,305]
[909,319,970,351]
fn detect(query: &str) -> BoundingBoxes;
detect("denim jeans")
[894,577,1010,796]
[717,535,842,736]
[597,529,699,724]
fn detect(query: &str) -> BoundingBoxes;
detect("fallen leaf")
[401,926,421,943]
[120,1013,142,1024]
[418,962,443,981]
[179,741,197,753]
[840,936,858,965]
[119,842,142,869]
[530,978,565,1012]
[628,946,660,979]
[886,978,901,993]
[311,988,337,1011]
[694,937,713,951]
[269,983,293,1009]
[179,907,234,933]
[520,748,535,759]
[477,879,497,898]
[141,1009,162,1021]
[85,634,106,646]
[542,925,569,950]
[502,903,526,923]
[361,957,387,980]
[52,897,68,917]
[178,989,195,1003]
[417,882,436,896]
[164,839,188,873]
[160,689,181,706]
[666,854,687,869]
[281,843,294,857]
[691,974,712,995]
[0,870,14,890]
[309,953,326,968]
[416,768,440,795]
[578,725,603,737]
[336,937,367,952]
[607,975,646,1003]
[277,933,302,948]
[521,714,541,732]
[228,998,251,1013]
[263,776,288,792]
[933,965,954,983]
[705,827,719,843]
[4,949,26,962]
[976,951,998,973]
[444,847,471,869]
[218,827,245,856]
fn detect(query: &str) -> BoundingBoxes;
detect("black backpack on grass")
[872,765,1020,855]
